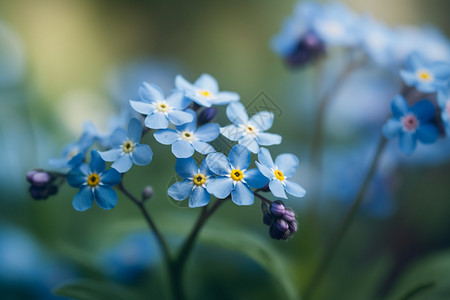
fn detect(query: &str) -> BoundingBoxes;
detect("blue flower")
[154,110,219,158]
[168,157,214,208]
[67,150,121,211]
[383,95,439,155]
[220,102,282,153]
[399,53,450,93]
[256,148,306,199]
[205,145,268,205]
[129,82,193,129]
[98,118,153,173]
[438,88,450,135]
[175,73,240,107]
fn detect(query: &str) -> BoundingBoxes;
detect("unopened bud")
[263,213,274,226]
[198,107,217,126]
[270,201,285,217]
[26,169,39,183]
[288,221,298,233]
[275,219,289,232]
[32,172,52,187]
[142,186,154,201]
[282,209,295,222]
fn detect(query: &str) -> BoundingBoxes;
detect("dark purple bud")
[285,31,325,68]
[142,186,154,201]
[26,169,39,183]
[198,107,217,126]
[29,186,48,200]
[282,209,295,222]
[31,172,52,187]
[275,219,289,232]
[263,213,274,226]
[270,201,285,217]
[269,224,284,240]
[288,221,298,233]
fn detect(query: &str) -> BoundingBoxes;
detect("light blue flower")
[129,82,193,129]
[67,150,121,211]
[205,145,268,206]
[438,88,450,135]
[98,118,153,173]
[383,95,439,155]
[168,157,214,208]
[256,148,306,199]
[399,53,450,93]
[154,110,219,158]
[220,102,282,153]
[175,73,240,107]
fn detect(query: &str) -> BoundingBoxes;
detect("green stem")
[303,136,387,300]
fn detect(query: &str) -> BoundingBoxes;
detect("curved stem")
[254,191,273,205]
[303,136,387,300]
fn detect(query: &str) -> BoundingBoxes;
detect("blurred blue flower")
[438,88,450,135]
[175,73,240,107]
[206,145,268,205]
[256,148,306,199]
[400,53,450,93]
[154,110,219,158]
[98,118,153,173]
[67,150,121,211]
[383,95,439,155]
[168,157,214,208]
[129,82,193,129]
[221,102,282,153]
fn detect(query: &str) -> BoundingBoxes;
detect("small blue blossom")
[221,102,282,153]
[98,118,153,173]
[383,95,439,155]
[205,145,268,206]
[168,157,214,208]
[438,88,450,135]
[399,53,450,93]
[67,150,121,211]
[129,82,193,129]
[256,148,306,199]
[154,110,219,158]
[175,73,240,107]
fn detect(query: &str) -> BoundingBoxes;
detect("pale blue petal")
[269,179,287,199]
[256,132,282,146]
[168,179,193,200]
[406,52,422,70]
[112,154,133,173]
[175,110,197,132]
[206,176,233,198]
[166,91,191,110]
[275,153,298,178]
[108,128,127,146]
[94,186,118,210]
[220,124,244,141]
[195,123,220,142]
[411,100,436,122]
[127,118,142,143]
[175,157,198,178]
[101,169,121,186]
[229,144,250,170]
[249,111,274,131]
[231,182,254,205]
[192,141,215,155]
[168,110,194,126]
[139,82,164,102]
[382,119,402,139]
[175,74,195,91]
[130,100,154,115]
[244,168,268,188]
[212,91,240,105]
[199,159,213,176]
[391,95,409,118]
[189,187,210,208]
[154,129,179,145]
[416,124,439,144]
[206,152,231,176]
[194,74,219,93]
[131,144,153,166]
[172,140,195,158]
[399,70,416,87]
[226,102,249,125]
[399,132,416,155]
[73,187,94,211]
[90,150,106,173]
[145,112,169,129]
[238,134,260,154]
[284,180,306,197]
[98,148,122,162]
[258,147,275,169]
[255,161,274,179]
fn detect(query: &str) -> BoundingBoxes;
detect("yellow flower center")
[122,140,135,153]
[180,131,195,141]
[230,169,244,181]
[417,69,433,82]
[156,102,170,112]
[199,90,212,97]
[274,169,285,181]
[244,125,257,135]
[87,173,100,187]
[193,174,206,186]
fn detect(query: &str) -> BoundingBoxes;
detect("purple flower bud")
[31,172,52,187]
[198,107,217,126]
[282,209,295,222]
[26,169,39,183]
[285,31,325,68]
[288,221,298,233]
[269,224,284,240]
[275,219,289,232]
[270,201,285,217]
[263,213,274,226]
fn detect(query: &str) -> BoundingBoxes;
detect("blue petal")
[154,129,179,145]
[175,110,197,132]
[226,102,249,125]
[231,182,254,205]
[284,180,306,197]
[73,186,94,211]
[269,179,287,199]
[275,154,298,178]
[206,152,231,176]
[194,74,219,93]
[258,147,275,169]
[256,132,282,146]
[168,179,193,200]
[249,111,274,131]
[131,144,153,166]
[67,167,88,188]
[195,123,220,142]
[175,75,195,91]
[189,187,210,208]
[192,141,215,155]
[145,112,169,129]
[101,169,121,186]
[399,132,417,155]
[410,100,436,122]
[399,70,417,87]
[391,95,409,118]
[94,186,118,210]
[67,153,86,168]
[212,91,240,105]
[98,148,122,162]
[172,140,195,158]
[416,124,439,144]
[90,150,106,173]
[112,154,133,173]
[127,118,142,143]
[382,119,402,139]
[405,52,422,70]
[229,144,250,170]
[108,128,127,147]
[244,168,269,188]
[238,135,260,154]
[256,161,274,179]
[139,82,164,102]
[130,100,154,115]
[175,157,198,178]
[220,124,243,141]
[199,158,213,176]
[168,110,194,126]
[166,91,191,110]
[206,176,233,198]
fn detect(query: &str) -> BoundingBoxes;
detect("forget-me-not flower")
[168,157,214,208]
[130,82,193,129]
[206,145,268,205]
[175,73,240,107]
[383,95,439,155]
[256,148,306,199]
[67,150,121,211]
[220,102,282,153]
[98,118,153,173]
[438,88,450,135]
[154,110,219,158]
